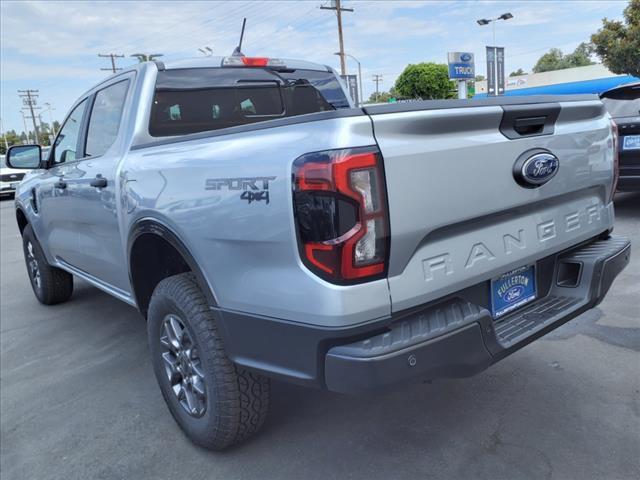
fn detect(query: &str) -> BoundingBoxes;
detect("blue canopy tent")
[474,75,639,97]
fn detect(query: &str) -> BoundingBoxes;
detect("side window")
[53,99,87,164]
[85,80,129,157]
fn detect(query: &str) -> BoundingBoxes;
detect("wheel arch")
[16,207,29,235]
[128,218,218,317]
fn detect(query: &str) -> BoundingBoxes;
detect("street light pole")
[477,12,513,46]
[334,52,363,106]
[493,20,496,47]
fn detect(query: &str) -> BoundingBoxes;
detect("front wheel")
[22,224,73,305]
[147,273,270,450]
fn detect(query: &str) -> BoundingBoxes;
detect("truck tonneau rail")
[363,94,599,115]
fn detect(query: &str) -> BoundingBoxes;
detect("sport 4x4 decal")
[205,176,276,204]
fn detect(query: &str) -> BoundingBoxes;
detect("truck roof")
[162,56,332,72]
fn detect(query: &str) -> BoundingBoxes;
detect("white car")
[1,154,32,198]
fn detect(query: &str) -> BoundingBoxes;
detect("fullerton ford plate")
[622,135,640,151]
[490,265,536,318]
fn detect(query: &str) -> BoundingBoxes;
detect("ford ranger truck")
[7,56,630,450]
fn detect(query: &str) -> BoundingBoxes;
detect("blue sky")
[0,0,628,133]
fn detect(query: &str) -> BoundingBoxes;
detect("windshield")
[150,67,350,137]
[0,156,6,168]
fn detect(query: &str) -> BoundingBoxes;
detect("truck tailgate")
[365,97,615,312]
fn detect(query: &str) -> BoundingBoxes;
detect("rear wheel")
[147,273,270,450]
[22,224,73,305]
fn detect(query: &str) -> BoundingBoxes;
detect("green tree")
[474,75,485,82]
[0,130,22,154]
[532,43,595,73]
[591,0,640,77]
[366,87,402,104]
[565,42,594,67]
[509,68,527,77]
[367,91,392,103]
[394,63,456,100]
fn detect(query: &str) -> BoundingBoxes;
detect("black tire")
[22,224,73,305]
[148,273,270,450]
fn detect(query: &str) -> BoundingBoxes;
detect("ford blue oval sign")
[513,150,559,187]
[460,53,472,62]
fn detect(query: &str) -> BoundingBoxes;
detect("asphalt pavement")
[1,193,639,480]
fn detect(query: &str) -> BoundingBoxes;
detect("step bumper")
[325,235,630,393]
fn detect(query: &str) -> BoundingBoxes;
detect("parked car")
[7,56,629,450]
[1,154,31,198]
[600,81,640,191]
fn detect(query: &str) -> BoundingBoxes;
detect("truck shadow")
[614,191,640,218]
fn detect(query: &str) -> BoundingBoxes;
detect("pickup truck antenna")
[232,18,247,57]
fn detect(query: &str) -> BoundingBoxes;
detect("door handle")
[54,180,67,189]
[90,175,107,188]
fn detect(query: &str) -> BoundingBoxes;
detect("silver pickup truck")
[7,56,630,450]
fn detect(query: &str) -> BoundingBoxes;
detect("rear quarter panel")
[122,115,391,327]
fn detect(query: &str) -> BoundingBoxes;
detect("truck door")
[61,77,132,293]
[36,98,89,266]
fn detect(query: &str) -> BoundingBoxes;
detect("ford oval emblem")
[460,53,472,62]
[503,285,524,303]
[513,150,559,188]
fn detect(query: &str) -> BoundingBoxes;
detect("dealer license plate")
[623,135,640,150]
[490,265,536,319]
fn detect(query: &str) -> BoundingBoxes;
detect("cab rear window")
[149,68,350,137]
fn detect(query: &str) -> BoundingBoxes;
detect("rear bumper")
[325,235,630,393]
[216,235,630,393]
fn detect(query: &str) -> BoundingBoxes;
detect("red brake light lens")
[221,57,286,68]
[242,57,269,67]
[293,147,389,283]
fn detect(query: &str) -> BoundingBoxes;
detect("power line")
[98,53,124,73]
[320,0,353,76]
[18,89,41,144]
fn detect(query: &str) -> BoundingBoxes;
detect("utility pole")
[372,74,383,102]
[0,118,9,151]
[18,89,40,144]
[44,102,57,136]
[321,0,353,75]
[20,111,30,143]
[98,53,124,73]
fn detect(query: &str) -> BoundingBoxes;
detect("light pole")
[334,52,363,106]
[477,12,513,46]
[478,13,513,96]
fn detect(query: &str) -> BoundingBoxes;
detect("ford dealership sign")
[447,52,475,79]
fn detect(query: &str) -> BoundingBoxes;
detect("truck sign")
[447,52,475,79]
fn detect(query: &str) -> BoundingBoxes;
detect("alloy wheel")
[26,241,41,290]
[160,314,207,417]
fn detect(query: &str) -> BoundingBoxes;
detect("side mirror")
[7,145,42,169]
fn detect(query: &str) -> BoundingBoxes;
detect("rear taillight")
[610,119,619,202]
[293,147,389,283]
